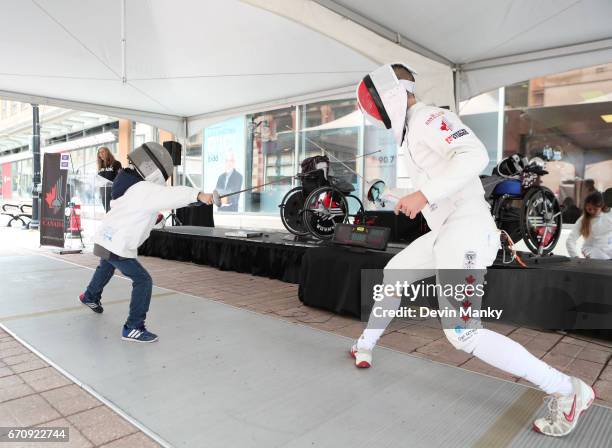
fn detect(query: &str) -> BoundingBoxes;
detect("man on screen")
[215,150,243,212]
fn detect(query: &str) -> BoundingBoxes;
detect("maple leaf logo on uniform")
[440,119,451,131]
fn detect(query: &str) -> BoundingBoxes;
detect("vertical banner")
[203,116,246,212]
[40,153,68,247]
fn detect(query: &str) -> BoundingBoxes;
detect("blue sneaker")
[121,325,158,343]
[79,293,103,314]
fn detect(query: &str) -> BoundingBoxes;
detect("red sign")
[1,163,11,200]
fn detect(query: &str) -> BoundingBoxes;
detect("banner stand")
[40,153,68,248]
[40,152,84,255]
[58,248,83,255]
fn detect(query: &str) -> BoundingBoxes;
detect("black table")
[298,245,612,337]
[139,226,314,283]
[298,246,398,317]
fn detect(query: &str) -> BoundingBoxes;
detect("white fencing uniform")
[358,103,572,396]
[566,212,612,259]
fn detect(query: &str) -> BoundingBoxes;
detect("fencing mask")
[127,142,173,185]
[357,63,417,146]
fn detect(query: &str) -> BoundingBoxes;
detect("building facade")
[0,103,163,216]
[2,62,611,226]
[180,62,612,224]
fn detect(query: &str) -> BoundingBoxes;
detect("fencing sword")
[212,128,383,206]
[212,143,394,209]
[286,125,367,180]
[212,169,392,209]
[212,175,296,207]
[286,126,398,207]
[342,150,383,162]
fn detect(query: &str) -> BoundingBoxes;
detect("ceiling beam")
[0,89,185,136]
[461,37,612,72]
[312,0,453,67]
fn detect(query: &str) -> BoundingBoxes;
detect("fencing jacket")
[403,102,491,232]
[94,178,200,259]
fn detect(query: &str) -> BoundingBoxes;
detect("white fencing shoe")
[350,343,372,368]
[533,377,596,437]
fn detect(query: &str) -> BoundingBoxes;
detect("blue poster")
[203,116,246,212]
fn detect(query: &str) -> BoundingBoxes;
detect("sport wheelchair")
[481,154,562,255]
[279,156,365,240]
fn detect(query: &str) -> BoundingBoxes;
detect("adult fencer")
[80,142,213,343]
[351,63,594,437]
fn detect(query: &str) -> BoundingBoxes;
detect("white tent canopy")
[314,0,612,102]
[1,0,610,137]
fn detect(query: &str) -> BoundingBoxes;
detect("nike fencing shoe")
[533,377,595,437]
[350,343,372,368]
[122,325,159,343]
[79,293,103,314]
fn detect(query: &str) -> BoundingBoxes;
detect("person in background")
[215,150,243,211]
[80,142,213,342]
[566,191,611,259]
[97,146,122,212]
[579,179,596,208]
[561,197,581,224]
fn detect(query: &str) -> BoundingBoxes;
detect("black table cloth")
[298,245,612,338]
[298,246,398,317]
[175,204,214,227]
[139,227,307,283]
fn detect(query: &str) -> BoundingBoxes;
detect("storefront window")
[133,122,157,148]
[503,63,612,222]
[363,123,401,210]
[459,89,502,175]
[245,108,295,213]
[10,159,33,201]
[299,99,362,212]
[61,142,118,212]
[182,132,202,189]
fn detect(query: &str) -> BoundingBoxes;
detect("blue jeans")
[84,256,153,329]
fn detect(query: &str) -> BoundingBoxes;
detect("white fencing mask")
[127,142,173,185]
[357,63,417,146]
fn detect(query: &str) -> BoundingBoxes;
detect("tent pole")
[453,68,460,112]
[121,0,126,84]
[182,118,188,186]
[30,104,41,230]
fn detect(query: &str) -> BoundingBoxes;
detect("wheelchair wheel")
[493,196,522,243]
[520,187,562,255]
[345,194,365,223]
[279,187,309,236]
[302,186,349,240]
